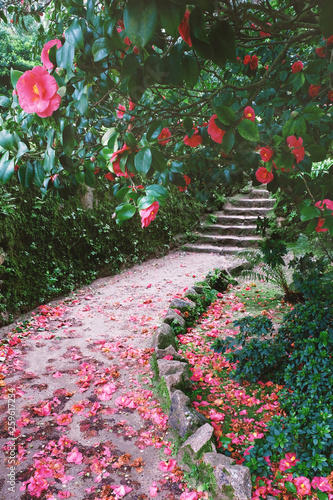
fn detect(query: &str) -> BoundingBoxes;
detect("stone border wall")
[151,265,252,500]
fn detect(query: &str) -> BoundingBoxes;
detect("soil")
[0,250,241,500]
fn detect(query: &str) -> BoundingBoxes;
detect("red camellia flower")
[158,128,171,145]
[178,10,192,47]
[260,23,271,37]
[129,99,136,111]
[16,66,61,118]
[110,144,134,178]
[41,39,62,70]
[140,201,159,228]
[244,106,255,122]
[260,147,274,162]
[291,60,303,73]
[179,174,191,192]
[286,135,305,163]
[255,167,274,184]
[328,90,333,102]
[250,55,258,70]
[316,46,326,58]
[184,127,202,147]
[104,172,115,181]
[208,114,225,144]
[309,84,320,97]
[315,199,333,233]
[243,55,251,65]
[326,35,333,46]
[117,104,126,118]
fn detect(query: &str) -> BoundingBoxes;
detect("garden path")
[0,250,240,500]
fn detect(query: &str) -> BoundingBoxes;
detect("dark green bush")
[0,183,205,324]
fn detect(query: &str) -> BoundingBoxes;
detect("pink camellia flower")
[117,104,126,118]
[129,99,136,111]
[158,128,171,145]
[158,459,177,472]
[243,55,251,65]
[255,167,274,184]
[244,106,255,122]
[58,492,71,499]
[294,477,311,496]
[16,66,61,118]
[140,201,159,228]
[67,447,83,464]
[56,413,72,426]
[208,114,225,144]
[150,482,158,497]
[315,199,333,233]
[311,477,332,493]
[179,10,192,47]
[291,60,304,73]
[41,39,62,70]
[110,144,134,178]
[287,135,305,163]
[309,84,321,97]
[180,491,199,500]
[111,484,133,497]
[260,146,274,162]
[250,55,258,70]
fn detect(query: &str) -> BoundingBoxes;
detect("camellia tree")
[0,0,333,235]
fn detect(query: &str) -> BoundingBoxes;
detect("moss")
[155,377,172,411]
[181,450,218,497]
[149,352,159,380]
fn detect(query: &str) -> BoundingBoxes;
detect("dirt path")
[0,250,240,500]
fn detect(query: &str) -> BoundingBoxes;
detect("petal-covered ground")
[0,251,238,500]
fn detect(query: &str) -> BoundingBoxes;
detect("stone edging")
[151,265,252,500]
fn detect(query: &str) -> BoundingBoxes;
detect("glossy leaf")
[10,68,23,89]
[134,147,152,175]
[215,105,236,126]
[300,205,321,222]
[222,129,235,154]
[115,203,136,223]
[151,148,167,172]
[123,0,158,49]
[63,125,75,157]
[238,120,260,142]
[65,19,84,49]
[0,155,14,184]
[320,0,333,37]
[18,161,34,189]
[92,38,113,62]
[158,2,184,37]
[146,121,163,142]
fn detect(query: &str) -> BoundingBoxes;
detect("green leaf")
[300,205,321,222]
[119,149,130,173]
[146,121,163,142]
[285,482,297,495]
[115,203,136,223]
[303,105,325,121]
[33,161,45,187]
[308,145,327,162]
[92,38,113,62]
[215,105,236,126]
[0,96,11,108]
[184,117,193,133]
[123,53,140,78]
[146,183,168,202]
[237,120,259,142]
[328,62,333,73]
[43,148,55,174]
[158,2,184,37]
[134,147,152,175]
[138,195,156,210]
[0,130,19,151]
[305,59,326,74]
[320,0,333,37]
[10,69,23,89]
[0,155,14,184]
[151,148,167,172]
[123,0,158,49]
[292,72,305,93]
[222,129,235,154]
[209,20,236,67]
[18,161,34,189]
[56,41,75,74]
[317,491,329,500]
[65,19,84,49]
[63,125,75,157]
[102,128,117,147]
[124,132,137,148]
[85,167,95,188]
[116,186,132,201]
[183,56,199,87]
[74,94,88,116]
[189,7,209,43]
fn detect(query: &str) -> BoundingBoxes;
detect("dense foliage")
[0,0,333,237]
[0,184,205,324]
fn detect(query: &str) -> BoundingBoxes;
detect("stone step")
[182,244,245,255]
[200,224,257,236]
[196,234,261,248]
[245,189,270,199]
[214,214,259,225]
[227,198,275,208]
[223,206,272,216]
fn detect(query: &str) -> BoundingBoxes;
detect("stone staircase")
[182,187,275,255]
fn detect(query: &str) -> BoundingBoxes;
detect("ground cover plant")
[176,264,333,499]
